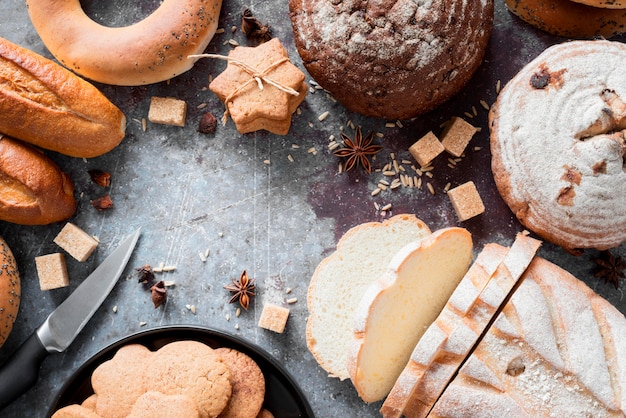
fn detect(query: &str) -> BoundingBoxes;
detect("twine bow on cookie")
[188,53,300,125]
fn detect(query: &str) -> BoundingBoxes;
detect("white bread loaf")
[306,214,431,380]
[382,233,541,417]
[347,227,473,403]
[430,253,626,416]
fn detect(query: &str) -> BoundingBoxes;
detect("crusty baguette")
[0,135,76,225]
[0,236,19,348]
[0,36,126,158]
[306,214,431,380]
[382,233,541,417]
[347,227,473,403]
[430,254,626,416]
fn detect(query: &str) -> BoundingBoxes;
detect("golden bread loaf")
[0,37,126,158]
[0,135,76,225]
[0,236,19,348]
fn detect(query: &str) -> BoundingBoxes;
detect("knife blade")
[0,228,141,410]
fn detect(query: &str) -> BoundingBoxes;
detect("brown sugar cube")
[54,223,98,262]
[448,181,485,222]
[148,96,187,127]
[440,117,478,157]
[409,131,444,167]
[258,303,290,333]
[35,253,69,290]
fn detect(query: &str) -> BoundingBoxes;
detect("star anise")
[333,126,382,173]
[137,264,156,288]
[593,251,626,289]
[224,270,256,310]
[241,8,272,42]
[150,280,167,308]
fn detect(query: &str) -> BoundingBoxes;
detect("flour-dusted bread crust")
[505,0,626,39]
[289,0,494,120]
[430,254,626,417]
[306,214,431,380]
[382,234,541,418]
[489,40,626,251]
[347,227,473,403]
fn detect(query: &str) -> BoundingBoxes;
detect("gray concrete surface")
[0,0,624,417]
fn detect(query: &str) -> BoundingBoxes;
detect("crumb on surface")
[35,253,69,290]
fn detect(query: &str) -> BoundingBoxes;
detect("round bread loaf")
[289,0,493,120]
[505,0,626,38]
[569,0,626,8]
[489,40,626,251]
[0,237,20,349]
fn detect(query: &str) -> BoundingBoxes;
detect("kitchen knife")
[0,228,141,410]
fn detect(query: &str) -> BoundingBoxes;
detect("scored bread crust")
[430,253,626,416]
[505,0,626,39]
[489,40,626,251]
[0,37,125,157]
[306,214,431,380]
[347,227,473,403]
[382,234,541,418]
[0,136,76,225]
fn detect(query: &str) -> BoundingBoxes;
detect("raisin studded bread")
[306,214,431,380]
[382,233,541,417]
[430,253,626,416]
[347,227,473,402]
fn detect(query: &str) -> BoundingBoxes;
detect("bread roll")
[306,214,431,381]
[26,0,222,86]
[505,0,626,39]
[0,37,126,158]
[0,135,76,225]
[489,40,626,250]
[347,227,473,403]
[0,236,20,348]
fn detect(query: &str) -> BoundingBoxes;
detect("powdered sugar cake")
[289,0,494,120]
[489,40,626,251]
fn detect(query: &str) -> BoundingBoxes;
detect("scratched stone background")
[0,0,624,417]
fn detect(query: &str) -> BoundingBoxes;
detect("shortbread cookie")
[51,404,102,418]
[92,344,154,418]
[128,391,200,418]
[142,341,231,418]
[80,395,97,411]
[209,38,306,135]
[505,0,626,38]
[289,0,493,119]
[490,40,626,251]
[214,347,265,418]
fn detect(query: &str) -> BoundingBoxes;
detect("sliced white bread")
[347,227,473,403]
[430,254,626,416]
[306,214,431,380]
[382,233,541,417]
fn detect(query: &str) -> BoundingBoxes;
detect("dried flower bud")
[91,194,113,210]
[198,112,218,134]
[137,264,156,287]
[151,280,167,308]
[241,7,271,42]
[88,169,111,187]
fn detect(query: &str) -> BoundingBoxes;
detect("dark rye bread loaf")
[289,0,494,120]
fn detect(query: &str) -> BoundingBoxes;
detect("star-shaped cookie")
[209,38,307,135]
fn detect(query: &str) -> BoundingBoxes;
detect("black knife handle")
[0,332,49,410]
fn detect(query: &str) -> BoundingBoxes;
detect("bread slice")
[430,254,626,416]
[306,214,431,380]
[347,227,473,402]
[382,233,541,417]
